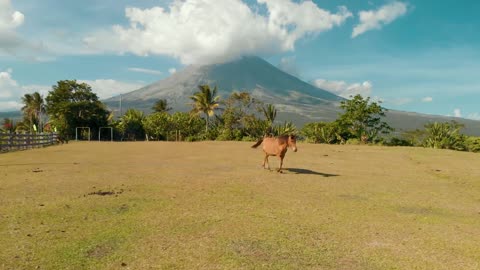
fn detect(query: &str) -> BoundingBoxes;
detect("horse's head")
[288,135,298,152]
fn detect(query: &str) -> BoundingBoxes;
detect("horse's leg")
[262,152,268,169]
[265,154,271,170]
[277,155,284,173]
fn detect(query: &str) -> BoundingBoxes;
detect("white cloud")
[78,79,144,99]
[128,67,162,75]
[0,68,50,111]
[168,68,177,75]
[0,69,18,99]
[352,1,407,38]
[421,96,433,102]
[0,0,24,31]
[0,0,30,57]
[0,70,145,111]
[453,108,462,118]
[84,0,352,65]
[313,79,372,98]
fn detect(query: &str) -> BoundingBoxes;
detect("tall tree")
[152,99,171,113]
[190,85,220,132]
[218,92,256,140]
[46,80,109,139]
[338,94,392,143]
[21,92,45,132]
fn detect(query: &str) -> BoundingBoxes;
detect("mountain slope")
[105,56,343,111]
[104,56,480,136]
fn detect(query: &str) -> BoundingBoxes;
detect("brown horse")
[251,135,297,172]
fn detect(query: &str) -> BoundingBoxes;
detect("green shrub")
[241,136,256,142]
[387,137,414,147]
[423,121,466,151]
[346,138,361,145]
[465,136,480,152]
[301,121,340,144]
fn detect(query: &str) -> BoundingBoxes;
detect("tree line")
[1,79,479,153]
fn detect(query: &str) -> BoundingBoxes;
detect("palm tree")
[261,104,277,124]
[261,103,277,135]
[190,85,221,132]
[32,92,46,132]
[21,92,45,132]
[152,99,172,113]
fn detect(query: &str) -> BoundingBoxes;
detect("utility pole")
[119,94,122,118]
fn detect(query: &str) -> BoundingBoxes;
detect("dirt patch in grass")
[86,244,114,259]
[87,187,125,196]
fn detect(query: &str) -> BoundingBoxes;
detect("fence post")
[9,132,13,151]
[26,132,30,150]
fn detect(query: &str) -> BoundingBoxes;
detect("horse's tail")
[251,138,263,148]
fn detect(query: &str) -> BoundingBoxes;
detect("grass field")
[1,141,480,269]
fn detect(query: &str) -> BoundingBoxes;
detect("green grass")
[1,142,480,269]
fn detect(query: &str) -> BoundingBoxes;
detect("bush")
[465,136,480,152]
[241,136,256,142]
[301,121,340,144]
[143,112,170,140]
[423,121,466,151]
[346,138,361,145]
[386,137,414,147]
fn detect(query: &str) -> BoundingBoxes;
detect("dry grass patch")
[1,141,480,269]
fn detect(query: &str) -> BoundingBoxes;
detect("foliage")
[261,103,276,123]
[216,92,261,140]
[45,80,109,140]
[273,121,297,136]
[151,99,171,113]
[142,112,170,140]
[190,85,221,132]
[400,129,427,147]
[385,137,413,147]
[423,121,466,150]
[2,118,15,132]
[21,92,46,133]
[143,112,205,141]
[170,112,205,140]
[464,136,480,152]
[118,109,145,141]
[242,115,269,139]
[301,122,341,144]
[346,138,361,145]
[338,94,392,143]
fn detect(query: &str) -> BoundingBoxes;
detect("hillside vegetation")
[1,142,480,269]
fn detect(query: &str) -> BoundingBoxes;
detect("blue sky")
[1,0,479,120]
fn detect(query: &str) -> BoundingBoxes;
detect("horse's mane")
[275,135,290,144]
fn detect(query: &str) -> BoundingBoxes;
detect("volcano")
[104,56,480,135]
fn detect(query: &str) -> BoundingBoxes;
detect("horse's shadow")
[284,168,339,177]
